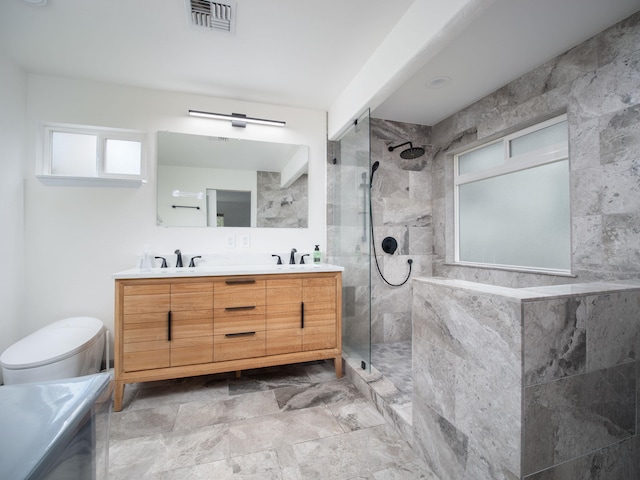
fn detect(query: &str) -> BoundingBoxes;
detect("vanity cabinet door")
[302,277,337,351]
[213,278,266,361]
[122,284,171,372]
[170,282,214,367]
[265,278,303,355]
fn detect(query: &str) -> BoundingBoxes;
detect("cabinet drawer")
[266,327,301,356]
[215,279,266,309]
[214,305,265,335]
[302,324,336,351]
[214,331,265,362]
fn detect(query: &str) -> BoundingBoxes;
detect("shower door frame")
[331,109,372,373]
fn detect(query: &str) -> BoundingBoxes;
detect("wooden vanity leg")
[334,356,343,378]
[114,381,125,412]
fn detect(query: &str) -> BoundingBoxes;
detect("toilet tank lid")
[0,317,105,369]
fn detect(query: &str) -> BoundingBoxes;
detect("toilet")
[0,317,106,385]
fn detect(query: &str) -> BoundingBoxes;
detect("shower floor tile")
[372,341,413,394]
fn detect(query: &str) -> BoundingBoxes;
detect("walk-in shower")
[331,111,426,375]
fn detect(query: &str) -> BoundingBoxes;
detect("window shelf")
[36,175,145,188]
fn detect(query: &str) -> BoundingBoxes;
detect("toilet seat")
[0,317,104,370]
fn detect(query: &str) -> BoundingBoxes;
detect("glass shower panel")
[333,110,372,372]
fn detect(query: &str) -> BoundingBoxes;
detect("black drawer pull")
[167,311,172,341]
[225,331,256,338]
[225,306,257,311]
[225,279,256,285]
[301,302,305,329]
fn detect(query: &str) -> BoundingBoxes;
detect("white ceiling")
[1,0,638,129]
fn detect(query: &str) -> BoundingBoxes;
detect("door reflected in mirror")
[157,131,309,228]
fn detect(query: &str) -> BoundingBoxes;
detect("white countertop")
[113,263,344,279]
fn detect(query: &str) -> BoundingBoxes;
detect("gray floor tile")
[108,361,437,479]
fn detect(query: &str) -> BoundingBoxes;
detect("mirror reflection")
[156,132,309,228]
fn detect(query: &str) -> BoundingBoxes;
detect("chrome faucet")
[174,249,183,267]
[289,248,297,264]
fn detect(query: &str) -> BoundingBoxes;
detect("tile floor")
[371,341,412,394]
[108,360,437,479]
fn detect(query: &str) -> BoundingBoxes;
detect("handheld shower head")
[388,142,425,160]
[370,161,380,184]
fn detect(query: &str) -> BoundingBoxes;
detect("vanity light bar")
[188,110,286,128]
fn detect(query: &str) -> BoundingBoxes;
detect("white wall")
[0,53,27,379]
[24,74,327,360]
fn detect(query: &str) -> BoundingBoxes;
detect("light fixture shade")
[188,110,286,127]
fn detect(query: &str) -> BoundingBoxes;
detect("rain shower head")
[388,142,425,160]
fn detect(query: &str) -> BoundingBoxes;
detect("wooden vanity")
[113,268,342,411]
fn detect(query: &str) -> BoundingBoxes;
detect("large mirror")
[157,131,309,228]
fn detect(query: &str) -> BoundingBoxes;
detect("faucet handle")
[272,254,282,265]
[189,256,201,268]
[155,256,168,268]
[300,254,310,264]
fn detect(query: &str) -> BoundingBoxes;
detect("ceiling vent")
[188,0,236,33]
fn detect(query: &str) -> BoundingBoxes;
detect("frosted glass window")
[458,160,570,270]
[454,114,570,273]
[458,142,503,175]
[105,139,142,175]
[509,121,568,157]
[41,123,145,185]
[51,132,97,176]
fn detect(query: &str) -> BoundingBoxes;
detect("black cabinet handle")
[225,331,256,338]
[301,302,305,328]
[224,306,257,311]
[167,311,172,341]
[225,279,256,285]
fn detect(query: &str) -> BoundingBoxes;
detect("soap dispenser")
[313,245,321,264]
[140,245,153,271]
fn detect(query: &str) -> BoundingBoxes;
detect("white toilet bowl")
[0,317,106,385]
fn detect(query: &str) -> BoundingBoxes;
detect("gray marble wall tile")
[523,298,586,386]
[583,291,640,371]
[412,397,468,479]
[600,104,640,165]
[256,171,308,228]
[596,11,640,66]
[382,312,412,344]
[524,436,638,480]
[524,362,636,475]
[412,280,522,477]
